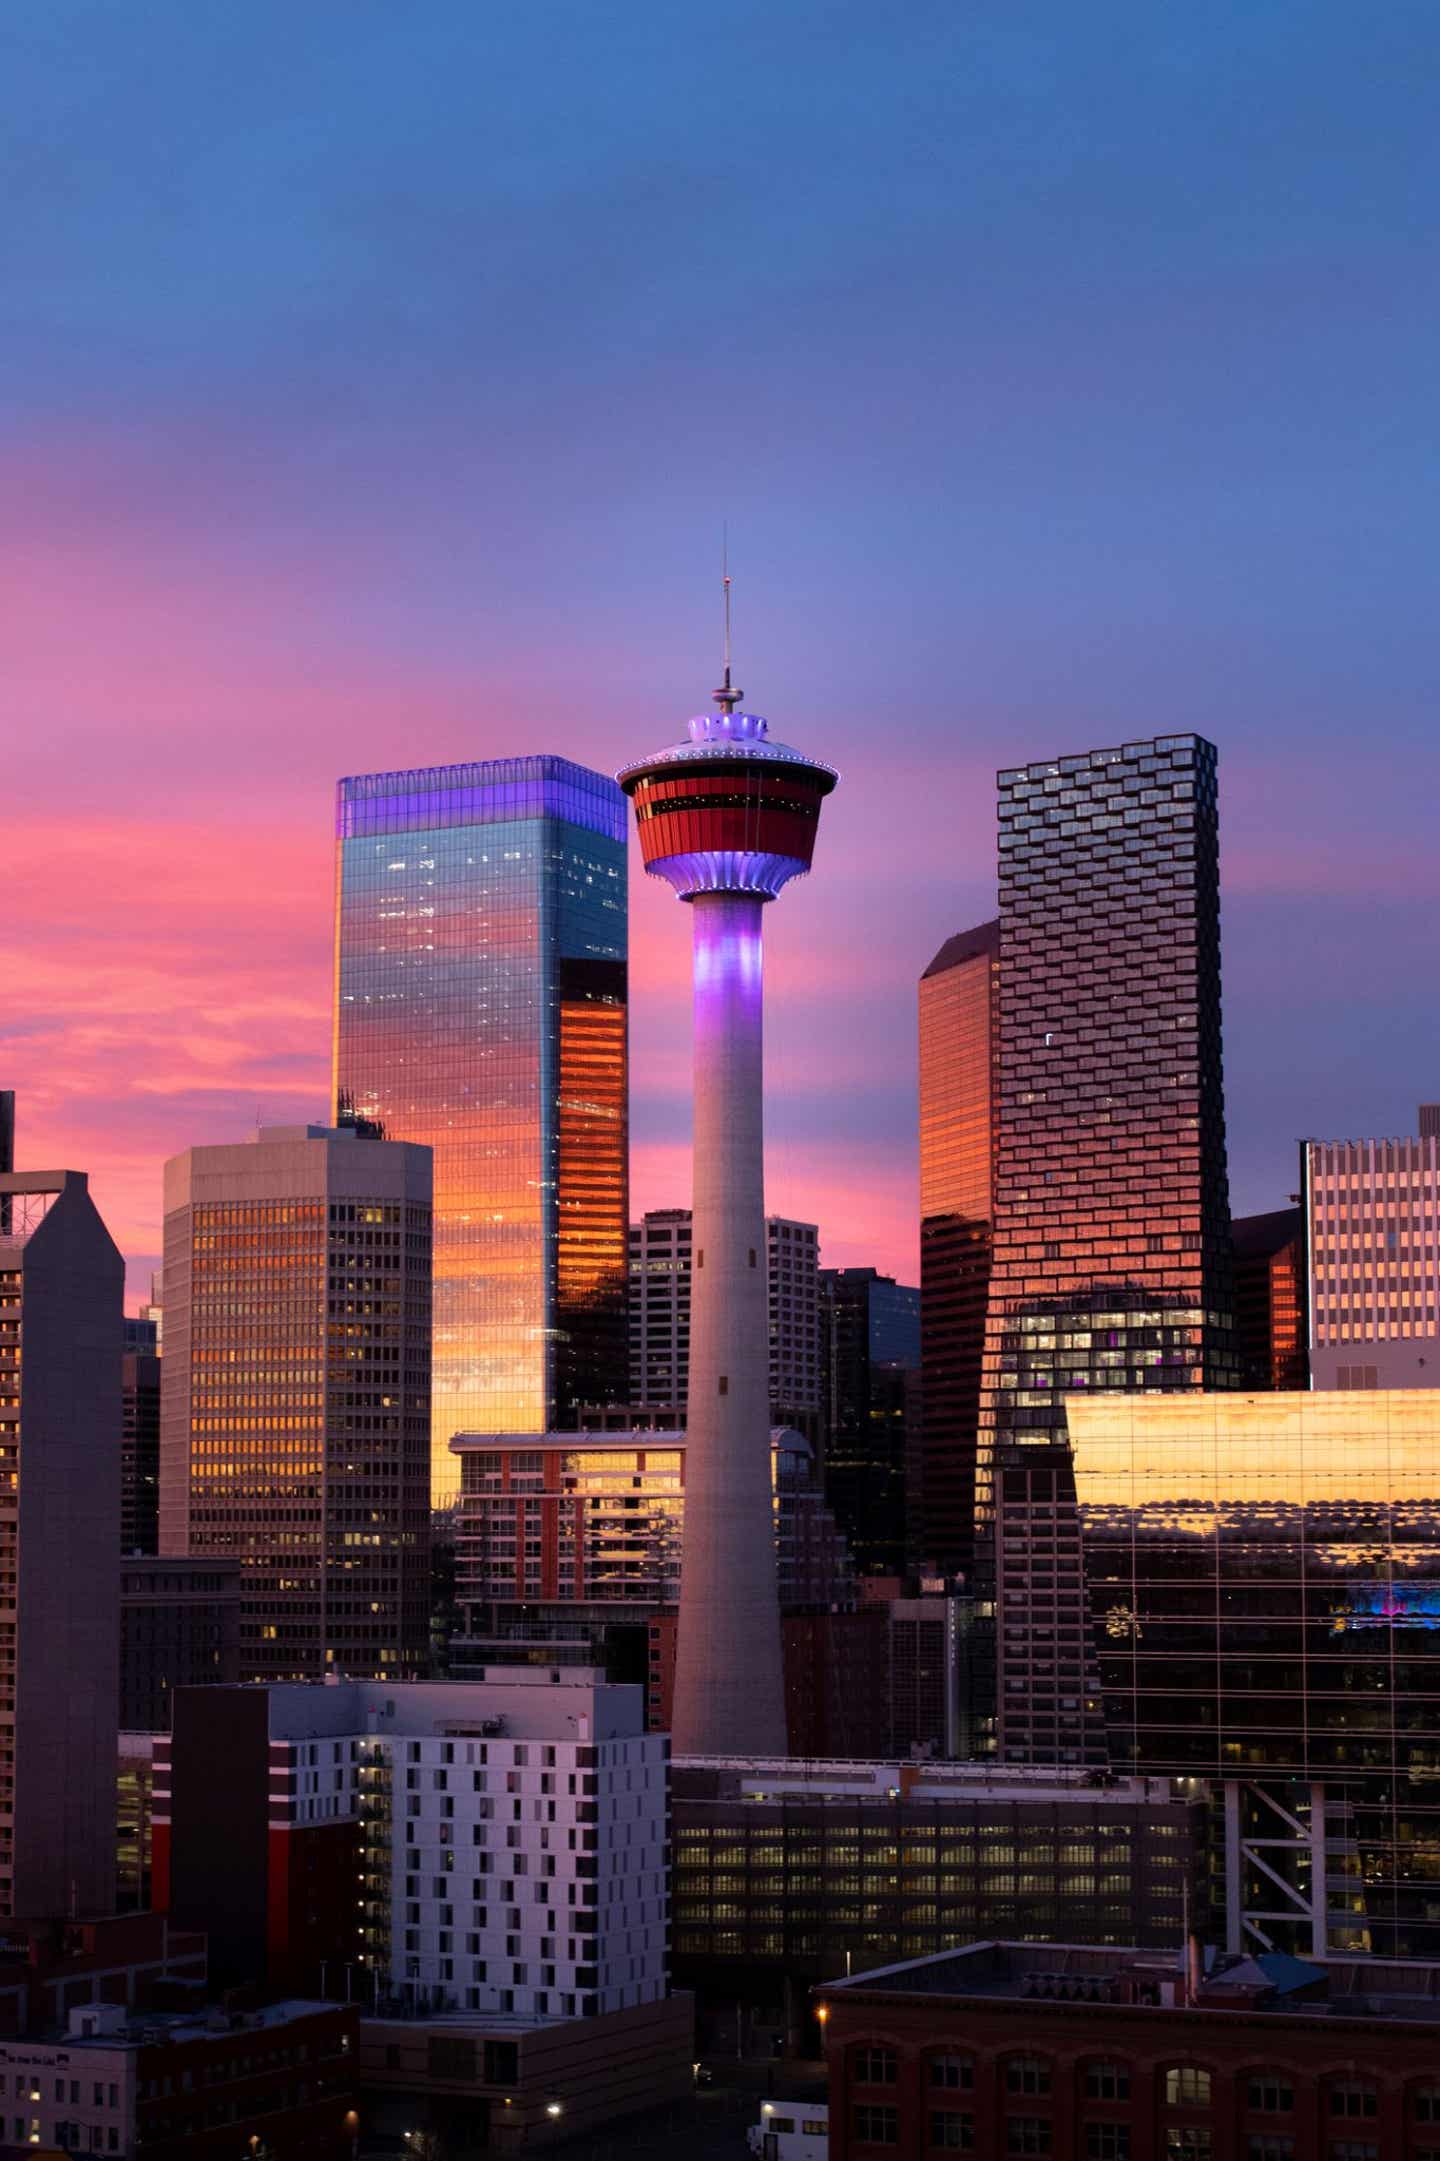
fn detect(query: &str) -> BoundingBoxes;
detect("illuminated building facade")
[618,681,836,1753]
[918,922,999,1576]
[0,1169,122,1922]
[982,736,1238,1766]
[1232,1205,1308,1389]
[158,1125,433,1682]
[628,1209,821,1434]
[1304,1120,1440,1389]
[1069,1390,1440,1961]
[334,758,628,1498]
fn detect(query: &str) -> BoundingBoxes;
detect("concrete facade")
[0,1170,123,1922]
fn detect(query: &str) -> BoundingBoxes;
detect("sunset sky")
[6,1,1440,1305]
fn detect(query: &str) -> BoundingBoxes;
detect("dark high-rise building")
[333,758,629,1500]
[917,922,999,1578]
[982,736,1238,1766]
[0,1094,12,1238]
[0,1169,122,1921]
[1070,1389,1440,1963]
[159,1124,434,1683]
[121,1342,161,1553]
[119,1557,240,1730]
[819,1266,919,1575]
[1232,1205,1307,1389]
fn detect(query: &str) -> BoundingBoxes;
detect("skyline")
[6,0,1440,1304]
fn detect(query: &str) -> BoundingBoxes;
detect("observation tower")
[618,653,837,1755]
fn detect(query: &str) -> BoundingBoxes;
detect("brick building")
[818,1939,1440,2161]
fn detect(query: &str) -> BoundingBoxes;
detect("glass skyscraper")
[980,735,1238,1763]
[333,758,628,1497]
[1070,1390,1440,1961]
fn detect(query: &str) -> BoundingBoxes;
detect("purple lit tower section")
[619,678,837,1754]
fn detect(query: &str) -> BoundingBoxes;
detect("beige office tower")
[159,1126,433,1683]
[0,1170,123,1919]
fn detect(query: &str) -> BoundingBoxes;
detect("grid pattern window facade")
[334,759,628,1500]
[980,737,1237,1766]
[1306,1136,1440,1352]
[626,1211,820,1422]
[1069,1391,1440,1961]
[820,1268,919,1576]
[160,1135,433,1683]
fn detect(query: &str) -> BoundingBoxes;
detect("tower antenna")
[714,527,741,715]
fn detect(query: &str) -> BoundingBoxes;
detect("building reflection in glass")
[1068,1390,1440,1958]
[334,759,628,1500]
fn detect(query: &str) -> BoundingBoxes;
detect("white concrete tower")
[618,665,836,1753]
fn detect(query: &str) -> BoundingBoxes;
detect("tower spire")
[714,529,742,714]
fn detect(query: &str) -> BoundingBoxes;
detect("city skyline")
[6,4,1440,1307]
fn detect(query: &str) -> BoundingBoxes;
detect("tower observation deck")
[618,695,837,1756]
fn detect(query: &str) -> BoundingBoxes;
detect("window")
[1328,2147,1378,2161]
[1006,2055,1052,2096]
[1086,2061,1131,2101]
[854,2046,898,2086]
[1247,2075,1294,2115]
[853,2104,898,2145]
[1007,2123,1052,2157]
[930,2055,974,2091]
[1086,2131,1130,2161]
[1246,2139,1294,2161]
[930,2113,974,2152]
[1165,2068,1212,2106]
[1418,2089,1440,2123]
[1164,2135,1211,2161]
[1330,2082,1377,2119]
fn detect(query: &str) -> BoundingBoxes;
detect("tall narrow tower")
[619,671,836,1754]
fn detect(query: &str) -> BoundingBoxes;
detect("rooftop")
[673,1759,1187,1808]
[170,1672,650,1745]
[818,1941,1440,2027]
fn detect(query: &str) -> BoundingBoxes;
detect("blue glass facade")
[334,757,628,1499]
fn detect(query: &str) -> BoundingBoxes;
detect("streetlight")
[545,2099,564,2119]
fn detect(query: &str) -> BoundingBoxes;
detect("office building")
[155,1672,669,2018]
[0,1913,205,2039]
[628,1209,821,1432]
[0,1169,122,1921]
[819,1267,919,1575]
[120,1339,161,1553]
[1304,1117,1440,1388]
[818,1940,1440,2161]
[918,921,999,1577]
[1232,1205,1307,1389]
[450,1427,855,1690]
[333,757,628,1498]
[1069,1388,1440,1961]
[119,1558,240,1731]
[981,737,1238,1767]
[158,1125,433,1683]
[671,1760,1203,2038]
[0,1094,11,1240]
[618,677,837,1754]
[0,1999,357,2160]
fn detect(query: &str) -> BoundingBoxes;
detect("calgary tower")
[618,625,837,1755]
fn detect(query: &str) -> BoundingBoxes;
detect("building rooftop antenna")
[714,528,742,715]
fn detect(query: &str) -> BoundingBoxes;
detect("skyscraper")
[917,920,999,1576]
[1304,1114,1440,1388]
[618,674,837,1754]
[121,1336,161,1553]
[159,1124,433,1682]
[333,758,628,1498]
[627,1208,821,1431]
[0,1169,122,1920]
[818,1265,920,1575]
[981,735,1238,1764]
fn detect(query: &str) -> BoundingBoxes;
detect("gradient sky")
[4,1,1439,1306]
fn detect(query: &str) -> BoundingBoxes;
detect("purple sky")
[3,1,1439,1301]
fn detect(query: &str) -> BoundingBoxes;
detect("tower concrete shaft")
[674,892,786,1754]
[618,697,836,1757]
